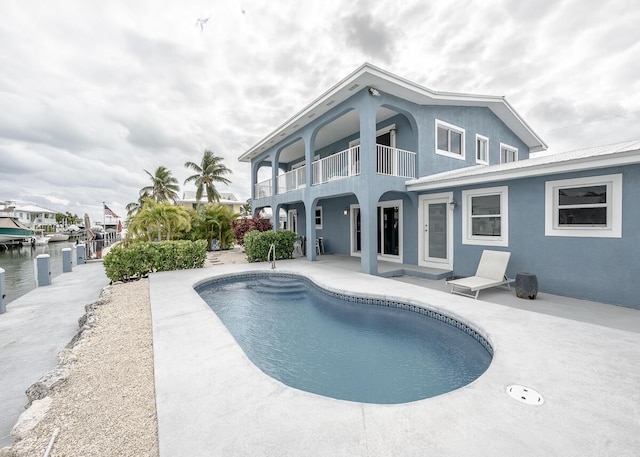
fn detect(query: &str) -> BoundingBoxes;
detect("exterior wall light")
[368,87,381,97]
[449,198,457,209]
[343,208,349,216]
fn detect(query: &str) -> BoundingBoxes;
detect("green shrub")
[244,230,296,263]
[103,239,207,282]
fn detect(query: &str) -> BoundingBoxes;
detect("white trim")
[314,206,323,229]
[500,142,518,163]
[406,149,640,191]
[462,186,509,247]
[349,124,397,148]
[476,134,489,165]
[544,174,622,238]
[418,193,454,270]
[435,119,465,160]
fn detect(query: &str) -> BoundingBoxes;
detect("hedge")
[244,230,296,263]
[103,239,207,282]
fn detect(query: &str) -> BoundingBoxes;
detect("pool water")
[197,274,491,404]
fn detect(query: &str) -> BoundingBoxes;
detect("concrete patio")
[150,256,640,457]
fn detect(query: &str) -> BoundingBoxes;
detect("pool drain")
[506,385,544,405]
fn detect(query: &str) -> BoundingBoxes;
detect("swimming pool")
[197,273,492,404]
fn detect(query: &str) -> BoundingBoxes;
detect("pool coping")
[150,260,640,457]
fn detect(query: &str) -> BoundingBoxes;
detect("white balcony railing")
[312,145,360,185]
[376,145,416,178]
[259,145,415,195]
[277,166,307,194]
[254,178,272,199]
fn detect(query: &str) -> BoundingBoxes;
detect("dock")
[0,261,108,447]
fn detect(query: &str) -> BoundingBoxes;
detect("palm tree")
[184,150,232,203]
[128,199,191,241]
[126,190,151,218]
[141,166,180,203]
[240,198,252,216]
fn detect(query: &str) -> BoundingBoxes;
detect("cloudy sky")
[1,0,639,222]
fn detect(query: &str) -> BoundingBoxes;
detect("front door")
[420,194,453,269]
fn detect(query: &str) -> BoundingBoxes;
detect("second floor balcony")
[255,144,416,198]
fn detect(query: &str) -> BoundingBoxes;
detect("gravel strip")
[4,279,158,457]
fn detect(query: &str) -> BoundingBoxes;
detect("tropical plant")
[55,212,80,225]
[184,150,232,203]
[141,166,180,203]
[232,216,272,246]
[127,199,191,241]
[240,198,252,216]
[126,190,151,218]
[104,240,207,282]
[188,203,237,250]
[244,230,296,262]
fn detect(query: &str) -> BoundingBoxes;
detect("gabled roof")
[12,203,57,214]
[238,63,547,162]
[406,140,640,191]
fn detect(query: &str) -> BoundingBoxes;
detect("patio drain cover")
[506,385,544,405]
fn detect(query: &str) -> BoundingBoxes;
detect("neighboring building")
[11,203,58,228]
[176,191,244,214]
[239,63,640,308]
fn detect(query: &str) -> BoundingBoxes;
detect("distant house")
[239,63,640,308]
[11,203,57,229]
[176,191,244,214]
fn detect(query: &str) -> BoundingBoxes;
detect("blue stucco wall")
[427,164,640,308]
[416,106,530,176]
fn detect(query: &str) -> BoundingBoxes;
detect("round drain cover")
[506,385,544,405]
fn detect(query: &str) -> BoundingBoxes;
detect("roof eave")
[238,63,547,162]
[406,149,640,191]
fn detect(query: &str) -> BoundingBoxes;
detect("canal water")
[0,241,78,303]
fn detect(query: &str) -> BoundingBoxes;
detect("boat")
[22,230,50,246]
[0,215,35,244]
[46,232,70,242]
[33,230,51,246]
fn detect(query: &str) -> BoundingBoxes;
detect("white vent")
[506,385,544,405]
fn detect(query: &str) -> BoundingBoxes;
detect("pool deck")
[150,258,640,457]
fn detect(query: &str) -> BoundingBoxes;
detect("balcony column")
[305,198,317,262]
[271,155,279,196]
[251,161,260,200]
[358,104,379,275]
[303,131,318,261]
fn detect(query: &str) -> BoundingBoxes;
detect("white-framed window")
[500,143,518,163]
[435,120,465,160]
[545,174,622,238]
[462,186,509,247]
[476,134,489,165]
[315,206,323,229]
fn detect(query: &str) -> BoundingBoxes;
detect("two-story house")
[239,63,640,308]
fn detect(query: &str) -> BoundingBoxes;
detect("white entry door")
[419,194,453,269]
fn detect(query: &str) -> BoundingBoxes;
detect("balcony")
[255,178,272,198]
[277,166,306,194]
[256,145,416,199]
[312,145,360,185]
[376,145,416,178]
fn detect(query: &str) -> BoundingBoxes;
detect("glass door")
[421,196,452,268]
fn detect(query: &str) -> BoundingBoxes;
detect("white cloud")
[1,0,639,221]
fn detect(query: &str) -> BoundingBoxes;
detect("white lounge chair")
[447,250,514,299]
